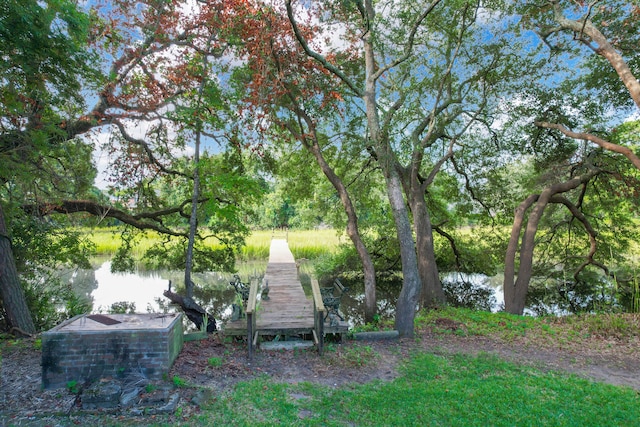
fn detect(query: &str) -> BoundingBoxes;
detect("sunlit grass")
[85,227,342,261]
[287,229,343,260]
[11,307,640,426]
[415,306,539,339]
[107,350,639,426]
[88,227,165,258]
[415,306,640,354]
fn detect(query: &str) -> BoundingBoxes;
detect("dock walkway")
[257,239,314,333]
[224,239,348,354]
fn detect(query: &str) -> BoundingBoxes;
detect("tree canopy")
[1,0,639,333]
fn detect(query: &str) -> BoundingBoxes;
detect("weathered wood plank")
[255,239,315,332]
[223,239,348,343]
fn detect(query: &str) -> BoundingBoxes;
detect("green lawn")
[108,351,638,427]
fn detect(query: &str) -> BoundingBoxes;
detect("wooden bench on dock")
[225,239,348,360]
[321,278,347,323]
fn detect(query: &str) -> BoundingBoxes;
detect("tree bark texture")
[385,169,421,336]
[409,184,446,307]
[503,170,600,314]
[0,203,36,334]
[305,132,377,323]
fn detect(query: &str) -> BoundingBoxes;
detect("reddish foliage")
[33,1,358,185]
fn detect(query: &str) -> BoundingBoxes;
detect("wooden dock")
[224,239,348,355]
[257,239,314,333]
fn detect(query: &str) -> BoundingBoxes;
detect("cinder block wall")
[42,314,183,389]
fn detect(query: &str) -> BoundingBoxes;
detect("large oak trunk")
[0,204,36,334]
[385,170,421,337]
[409,186,445,307]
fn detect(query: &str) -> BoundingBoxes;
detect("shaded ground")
[1,321,639,425]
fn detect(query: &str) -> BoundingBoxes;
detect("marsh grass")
[88,227,164,258]
[86,227,341,261]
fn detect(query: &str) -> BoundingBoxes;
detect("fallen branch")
[163,282,216,332]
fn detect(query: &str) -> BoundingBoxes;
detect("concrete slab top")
[50,313,180,332]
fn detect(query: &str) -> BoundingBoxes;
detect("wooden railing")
[310,278,325,356]
[246,278,259,361]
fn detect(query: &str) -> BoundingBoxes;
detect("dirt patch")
[1,326,639,425]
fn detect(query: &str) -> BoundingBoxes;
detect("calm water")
[66,260,267,325]
[66,261,505,327]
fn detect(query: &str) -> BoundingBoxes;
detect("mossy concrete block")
[41,313,184,389]
[82,380,122,409]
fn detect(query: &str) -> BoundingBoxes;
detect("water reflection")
[441,272,503,312]
[91,262,170,312]
[67,261,511,329]
[337,275,402,326]
[67,260,267,326]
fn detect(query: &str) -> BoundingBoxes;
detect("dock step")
[259,341,315,351]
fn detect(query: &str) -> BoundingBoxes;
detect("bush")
[442,278,496,311]
[21,272,91,331]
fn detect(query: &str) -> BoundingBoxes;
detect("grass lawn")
[3,308,639,426]
[109,351,638,427]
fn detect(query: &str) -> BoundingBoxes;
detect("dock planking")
[257,239,314,333]
[224,239,315,336]
[223,238,348,352]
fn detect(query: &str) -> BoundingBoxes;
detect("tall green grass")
[287,229,343,260]
[86,227,342,261]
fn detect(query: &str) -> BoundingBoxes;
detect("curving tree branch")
[546,0,640,108]
[535,121,640,170]
[432,224,462,270]
[549,194,609,278]
[23,200,195,238]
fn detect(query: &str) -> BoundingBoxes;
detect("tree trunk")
[0,203,36,334]
[163,287,216,332]
[305,133,377,323]
[504,171,600,314]
[409,184,445,307]
[505,196,547,315]
[503,195,539,314]
[184,35,213,300]
[385,169,421,337]
[361,0,421,336]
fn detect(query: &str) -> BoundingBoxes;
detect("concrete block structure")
[42,313,183,389]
